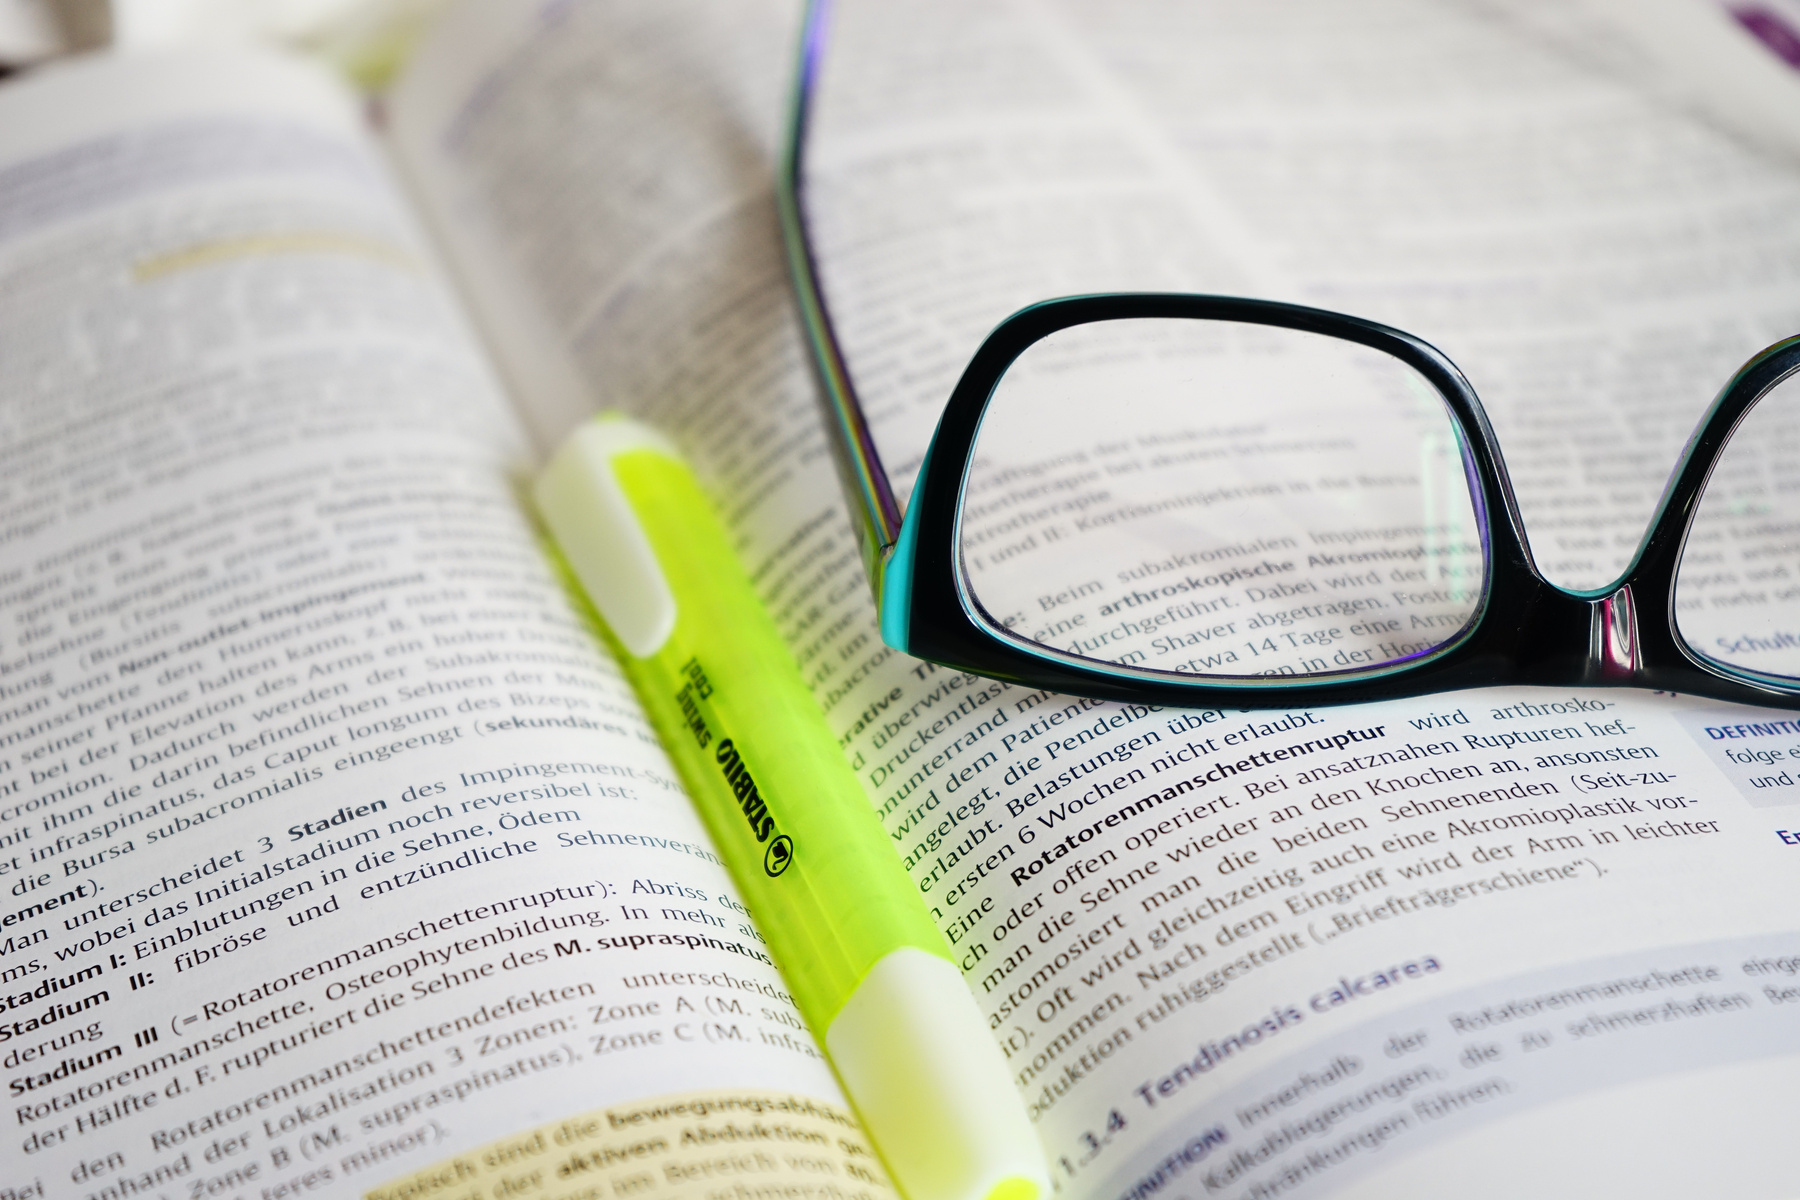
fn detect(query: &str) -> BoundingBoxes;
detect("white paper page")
[1475,0,1800,165]
[0,48,865,1200]
[0,0,60,64]
[390,2,1800,1196]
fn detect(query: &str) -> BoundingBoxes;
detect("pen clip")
[535,413,682,658]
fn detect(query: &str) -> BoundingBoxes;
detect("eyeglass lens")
[959,318,1486,678]
[1676,368,1800,680]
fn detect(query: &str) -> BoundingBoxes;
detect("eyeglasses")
[776,0,1800,711]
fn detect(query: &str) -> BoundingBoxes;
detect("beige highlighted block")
[365,1090,896,1200]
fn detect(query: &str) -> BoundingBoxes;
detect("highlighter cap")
[533,415,682,657]
[829,949,1049,1200]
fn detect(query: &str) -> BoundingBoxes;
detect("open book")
[4,2,1800,1198]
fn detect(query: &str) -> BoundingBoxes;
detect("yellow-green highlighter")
[534,414,1049,1200]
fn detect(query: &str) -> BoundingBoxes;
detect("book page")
[0,49,874,1200]
[390,1,1800,1196]
[1474,0,1800,165]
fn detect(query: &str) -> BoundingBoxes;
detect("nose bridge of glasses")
[1588,585,1640,681]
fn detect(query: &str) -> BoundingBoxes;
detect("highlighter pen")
[534,414,1048,1200]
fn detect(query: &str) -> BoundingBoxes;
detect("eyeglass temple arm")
[777,0,906,601]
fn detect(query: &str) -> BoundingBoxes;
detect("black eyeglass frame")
[777,0,1800,710]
